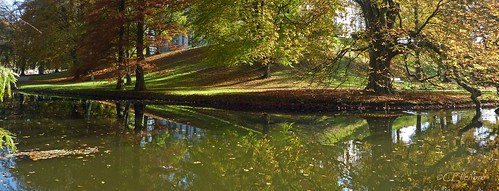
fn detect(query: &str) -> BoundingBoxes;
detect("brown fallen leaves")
[1,147,98,161]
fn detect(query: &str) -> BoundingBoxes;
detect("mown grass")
[17,48,498,109]
[28,71,69,81]
[18,48,369,95]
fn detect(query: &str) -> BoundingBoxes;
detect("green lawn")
[17,48,499,107]
[19,48,368,95]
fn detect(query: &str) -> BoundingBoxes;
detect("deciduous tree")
[189,0,339,79]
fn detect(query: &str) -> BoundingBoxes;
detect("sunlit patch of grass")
[21,80,114,91]
[147,105,261,133]
[165,88,259,95]
[319,119,368,145]
[17,48,499,107]
[27,72,70,81]
[19,48,371,94]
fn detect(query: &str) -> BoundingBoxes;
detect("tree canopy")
[0,0,497,106]
[189,0,340,78]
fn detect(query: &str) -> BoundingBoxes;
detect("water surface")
[0,94,497,190]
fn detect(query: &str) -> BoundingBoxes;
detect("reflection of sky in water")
[397,122,430,144]
[475,109,496,146]
[452,111,461,125]
[482,109,497,124]
[0,158,24,190]
[474,127,493,147]
[137,118,205,148]
[337,140,360,190]
[0,93,497,191]
[396,109,497,145]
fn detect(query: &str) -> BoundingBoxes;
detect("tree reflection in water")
[0,94,497,190]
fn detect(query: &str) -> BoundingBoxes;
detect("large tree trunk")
[133,102,145,131]
[70,48,78,69]
[125,72,132,85]
[455,78,482,111]
[134,0,147,91]
[38,64,45,75]
[116,102,123,119]
[364,116,397,190]
[116,0,126,90]
[20,65,26,76]
[458,111,482,136]
[365,49,394,94]
[262,63,271,79]
[135,65,146,91]
[355,0,400,95]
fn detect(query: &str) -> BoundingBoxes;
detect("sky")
[1,0,21,6]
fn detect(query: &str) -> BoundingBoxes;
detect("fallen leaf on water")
[2,147,99,161]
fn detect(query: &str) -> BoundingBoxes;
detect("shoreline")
[16,88,499,113]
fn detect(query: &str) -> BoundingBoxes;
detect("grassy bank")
[17,48,499,112]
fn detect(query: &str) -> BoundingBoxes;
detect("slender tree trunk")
[86,101,93,120]
[70,48,78,69]
[135,0,147,91]
[19,94,24,111]
[416,113,422,135]
[116,75,124,89]
[38,64,45,75]
[145,46,151,57]
[262,63,271,79]
[126,49,132,85]
[143,116,149,129]
[413,2,422,80]
[415,51,423,80]
[123,103,130,125]
[155,30,162,54]
[116,102,123,119]
[116,0,126,90]
[262,113,271,134]
[134,102,145,131]
[20,64,26,76]
[135,65,146,90]
[126,72,132,85]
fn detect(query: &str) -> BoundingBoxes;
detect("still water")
[0,94,497,190]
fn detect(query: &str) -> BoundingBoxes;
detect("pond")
[0,93,497,190]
